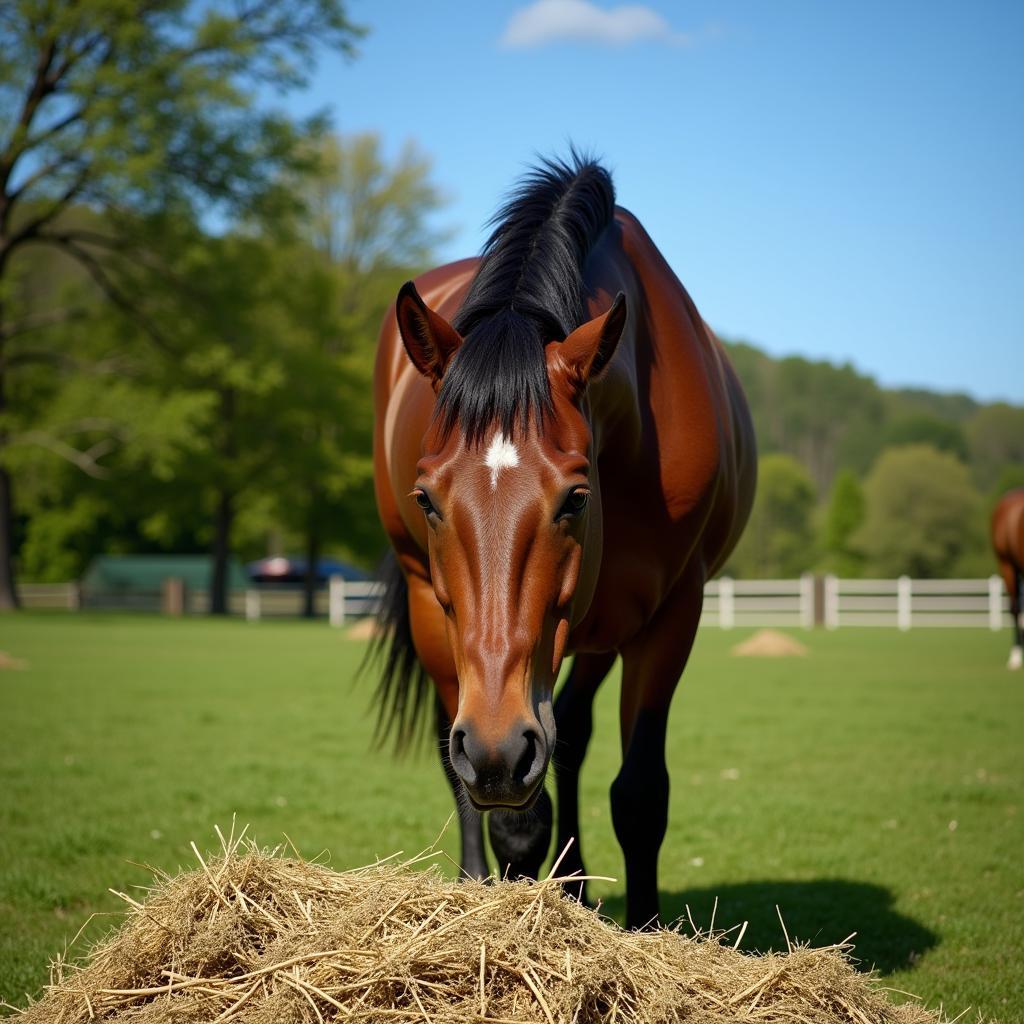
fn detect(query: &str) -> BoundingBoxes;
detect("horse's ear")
[557,293,627,390]
[395,281,462,383]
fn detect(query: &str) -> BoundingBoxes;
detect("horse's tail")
[363,550,433,752]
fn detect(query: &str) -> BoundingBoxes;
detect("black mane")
[437,153,615,444]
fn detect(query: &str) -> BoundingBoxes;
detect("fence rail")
[16,575,1015,630]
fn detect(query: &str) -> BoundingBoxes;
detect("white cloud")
[501,0,689,49]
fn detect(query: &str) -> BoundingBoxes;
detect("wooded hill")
[721,341,1024,579]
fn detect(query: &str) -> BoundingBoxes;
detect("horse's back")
[993,489,1024,567]
[584,210,756,601]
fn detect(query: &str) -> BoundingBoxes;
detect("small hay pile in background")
[17,829,943,1024]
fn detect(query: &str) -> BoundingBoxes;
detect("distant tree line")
[724,344,1024,579]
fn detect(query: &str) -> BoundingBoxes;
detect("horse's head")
[396,282,627,810]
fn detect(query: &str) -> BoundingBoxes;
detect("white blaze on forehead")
[484,433,519,489]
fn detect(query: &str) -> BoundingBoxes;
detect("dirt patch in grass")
[731,629,809,658]
[344,617,380,641]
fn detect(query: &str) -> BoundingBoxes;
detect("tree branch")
[0,38,59,193]
[2,163,90,253]
[27,233,176,354]
[6,151,84,207]
[14,429,120,478]
[0,306,87,345]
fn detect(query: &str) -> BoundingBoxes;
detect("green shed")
[82,555,248,610]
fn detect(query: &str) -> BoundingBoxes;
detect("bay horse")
[992,488,1024,670]
[371,155,756,928]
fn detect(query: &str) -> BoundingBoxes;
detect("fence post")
[329,575,346,628]
[897,575,912,631]
[161,577,185,616]
[799,573,814,630]
[69,581,82,611]
[988,575,1003,631]
[245,589,261,622]
[824,574,839,630]
[719,576,734,630]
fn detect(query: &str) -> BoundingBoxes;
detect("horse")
[371,154,756,928]
[992,488,1024,670]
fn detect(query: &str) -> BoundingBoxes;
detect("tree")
[882,415,967,460]
[966,404,1024,491]
[0,0,363,609]
[853,444,981,577]
[273,133,447,616]
[728,453,816,578]
[820,468,865,576]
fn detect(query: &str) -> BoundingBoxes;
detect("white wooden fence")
[16,576,1015,630]
[243,578,382,625]
[701,576,815,629]
[821,575,1009,630]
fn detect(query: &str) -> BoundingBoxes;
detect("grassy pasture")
[0,615,1021,1020]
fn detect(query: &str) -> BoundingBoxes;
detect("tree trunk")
[0,283,19,610]
[302,522,320,619]
[0,464,19,611]
[210,488,234,615]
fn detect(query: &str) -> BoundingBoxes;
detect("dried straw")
[15,827,944,1024]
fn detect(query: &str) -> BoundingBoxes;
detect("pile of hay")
[344,617,380,641]
[0,650,26,670]
[17,831,942,1024]
[731,629,810,658]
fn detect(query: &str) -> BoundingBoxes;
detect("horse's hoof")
[1008,646,1023,670]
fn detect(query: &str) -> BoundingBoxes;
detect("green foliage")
[0,0,364,605]
[965,403,1024,491]
[728,453,816,577]
[0,0,363,225]
[989,465,1024,505]
[723,344,885,489]
[10,131,446,584]
[717,341,1023,578]
[882,414,967,460]
[820,468,865,575]
[267,133,448,571]
[853,445,983,577]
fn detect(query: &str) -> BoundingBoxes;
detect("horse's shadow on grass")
[600,880,937,975]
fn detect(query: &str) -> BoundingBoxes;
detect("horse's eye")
[414,490,438,517]
[556,488,590,521]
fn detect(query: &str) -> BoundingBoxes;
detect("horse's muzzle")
[449,719,549,809]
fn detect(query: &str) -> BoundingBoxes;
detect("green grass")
[1,616,1021,1020]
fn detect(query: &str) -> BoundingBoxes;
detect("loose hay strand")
[15,834,950,1024]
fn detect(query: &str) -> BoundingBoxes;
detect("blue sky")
[284,0,1023,403]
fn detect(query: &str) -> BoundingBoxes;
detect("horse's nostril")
[513,729,542,785]
[451,728,466,758]
[449,727,477,786]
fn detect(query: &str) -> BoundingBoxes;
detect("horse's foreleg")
[999,560,1023,670]
[553,651,617,902]
[613,579,703,929]
[488,792,553,880]
[1012,567,1024,670]
[434,696,489,878]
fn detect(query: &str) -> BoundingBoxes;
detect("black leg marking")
[488,788,553,880]
[436,698,488,879]
[553,652,615,903]
[610,709,670,930]
[1015,568,1024,648]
